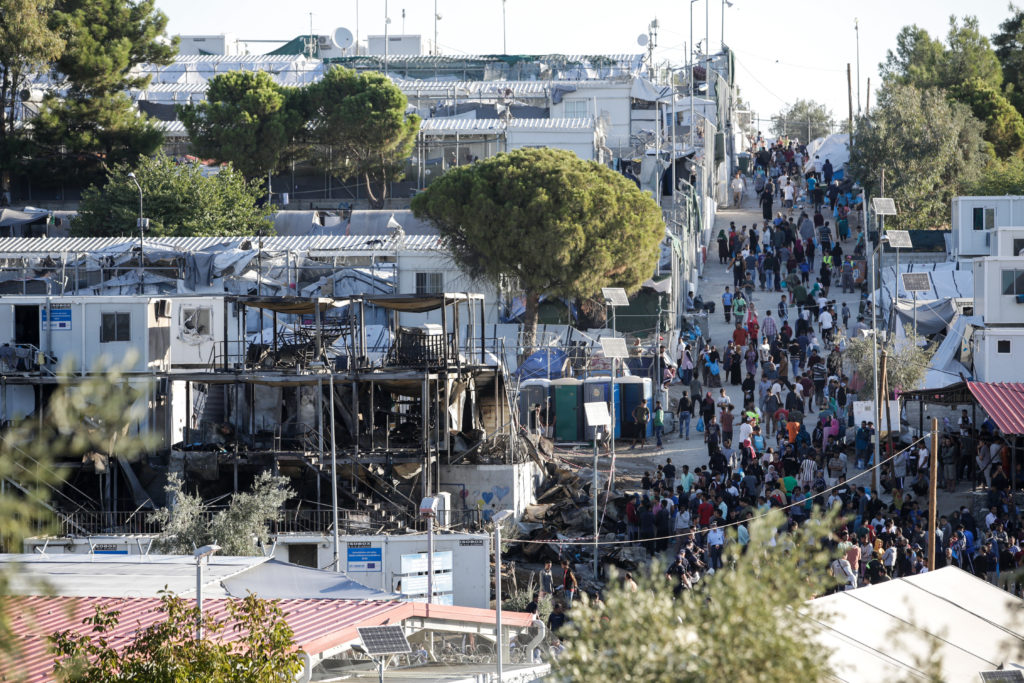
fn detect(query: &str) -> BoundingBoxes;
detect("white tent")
[805,567,1024,681]
[803,134,850,174]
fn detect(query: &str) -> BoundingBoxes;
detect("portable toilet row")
[516,376,652,442]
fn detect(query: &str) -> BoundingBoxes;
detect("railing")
[46,505,398,538]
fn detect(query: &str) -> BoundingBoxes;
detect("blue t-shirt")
[722,292,733,307]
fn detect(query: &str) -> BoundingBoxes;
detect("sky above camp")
[157,0,1012,130]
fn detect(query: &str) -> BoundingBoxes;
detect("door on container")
[553,384,580,442]
[583,382,604,440]
[13,305,39,348]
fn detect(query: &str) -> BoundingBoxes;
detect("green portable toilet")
[550,378,582,442]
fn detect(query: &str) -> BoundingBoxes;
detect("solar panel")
[600,336,630,359]
[358,625,411,656]
[885,229,912,249]
[980,671,1024,682]
[601,287,630,307]
[901,272,932,293]
[872,197,897,216]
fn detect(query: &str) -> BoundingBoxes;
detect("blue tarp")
[516,348,569,380]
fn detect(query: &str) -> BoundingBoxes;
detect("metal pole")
[928,417,938,571]
[495,522,504,681]
[689,0,695,148]
[593,434,599,580]
[720,0,725,49]
[384,0,389,74]
[870,243,881,494]
[855,18,861,115]
[196,559,204,640]
[329,373,340,571]
[427,513,434,604]
[502,0,507,54]
[610,309,617,482]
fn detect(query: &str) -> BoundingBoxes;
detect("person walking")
[653,401,665,450]
[677,392,693,439]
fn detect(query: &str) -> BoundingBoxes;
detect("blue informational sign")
[41,308,72,331]
[347,545,383,572]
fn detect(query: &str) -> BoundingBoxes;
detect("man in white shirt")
[730,172,746,207]
[818,308,834,342]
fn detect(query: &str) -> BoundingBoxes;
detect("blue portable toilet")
[518,378,551,432]
[583,375,621,440]
[550,378,583,442]
[618,376,653,439]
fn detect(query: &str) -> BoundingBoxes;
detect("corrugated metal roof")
[420,117,595,133]
[966,381,1024,435]
[7,595,410,682]
[0,233,445,256]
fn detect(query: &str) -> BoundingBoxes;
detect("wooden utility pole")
[928,417,939,571]
[847,64,855,148]
[880,350,896,476]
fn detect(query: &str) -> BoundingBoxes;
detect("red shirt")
[733,328,748,346]
[698,502,714,526]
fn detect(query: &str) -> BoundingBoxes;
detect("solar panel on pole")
[901,272,931,293]
[357,625,412,656]
[885,230,912,249]
[601,287,629,307]
[872,198,897,216]
[600,336,629,359]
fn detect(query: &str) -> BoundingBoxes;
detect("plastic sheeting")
[877,261,974,335]
[516,348,569,380]
[221,559,397,601]
[802,134,850,173]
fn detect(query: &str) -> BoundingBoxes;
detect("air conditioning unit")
[154,300,171,318]
[1015,294,1024,304]
[318,35,331,48]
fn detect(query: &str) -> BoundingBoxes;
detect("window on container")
[181,307,212,335]
[973,206,995,229]
[100,312,131,343]
[564,100,588,117]
[415,272,444,295]
[998,340,1011,353]
[1001,269,1024,295]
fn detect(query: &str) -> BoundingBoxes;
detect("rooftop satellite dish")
[332,27,354,50]
[637,34,649,47]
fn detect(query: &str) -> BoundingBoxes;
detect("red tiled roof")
[967,381,1024,436]
[3,596,411,682]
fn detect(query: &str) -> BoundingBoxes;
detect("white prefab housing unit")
[951,196,1024,258]
[969,225,1024,381]
[367,34,423,56]
[270,532,492,608]
[0,295,172,375]
[0,295,239,373]
[175,34,243,56]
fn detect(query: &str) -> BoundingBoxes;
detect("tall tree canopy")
[178,70,302,184]
[303,66,419,209]
[0,0,64,195]
[994,3,1024,114]
[411,148,664,347]
[849,84,988,230]
[771,99,835,142]
[877,15,1021,157]
[31,0,176,179]
[74,153,272,237]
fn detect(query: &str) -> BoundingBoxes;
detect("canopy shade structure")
[230,296,340,314]
[365,293,484,313]
[902,380,1024,435]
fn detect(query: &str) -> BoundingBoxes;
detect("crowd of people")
[519,135,1023,656]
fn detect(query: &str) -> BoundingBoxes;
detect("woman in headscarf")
[729,348,742,385]
[717,229,730,264]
